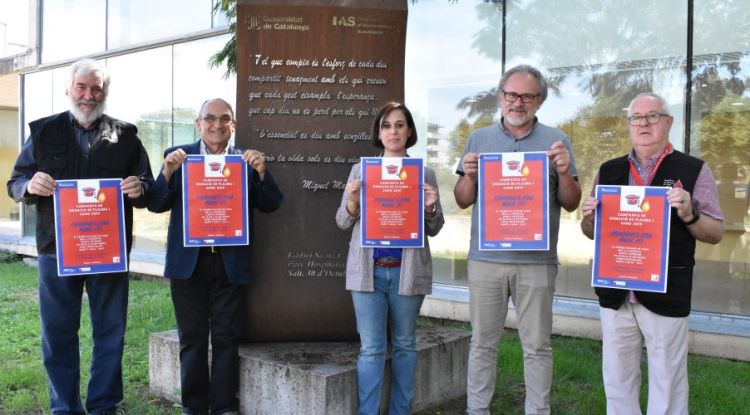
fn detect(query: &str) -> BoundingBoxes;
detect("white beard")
[69,98,106,125]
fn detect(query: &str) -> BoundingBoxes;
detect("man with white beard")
[7,58,153,415]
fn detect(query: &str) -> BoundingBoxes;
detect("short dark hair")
[498,64,548,103]
[371,101,418,149]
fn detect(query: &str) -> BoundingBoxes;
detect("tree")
[207,0,464,77]
[208,0,237,78]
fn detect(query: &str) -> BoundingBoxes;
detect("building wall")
[0,108,20,227]
[5,1,750,325]
[405,0,750,317]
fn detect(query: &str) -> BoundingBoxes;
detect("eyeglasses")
[626,113,670,126]
[501,90,540,103]
[201,114,234,124]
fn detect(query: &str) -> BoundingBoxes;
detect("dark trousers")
[170,249,245,415]
[38,254,127,415]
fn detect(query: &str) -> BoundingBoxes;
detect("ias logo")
[332,16,356,27]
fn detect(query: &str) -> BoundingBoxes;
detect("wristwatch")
[683,203,701,225]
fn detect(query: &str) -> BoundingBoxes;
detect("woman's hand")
[345,179,362,216]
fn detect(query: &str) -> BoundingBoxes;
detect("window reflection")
[106,48,173,253]
[502,0,689,304]
[20,71,53,237]
[173,35,236,147]
[22,71,53,138]
[42,0,105,63]
[1,1,33,59]
[691,1,750,315]
[20,35,237,255]
[0,73,21,234]
[108,0,212,50]
[403,0,750,317]
[21,67,71,238]
[10,0,748,318]
[406,1,502,287]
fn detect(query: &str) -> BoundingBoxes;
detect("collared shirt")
[456,119,579,265]
[69,112,100,154]
[499,116,536,141]
[199,139,232,155]
[8,112,101,199]
[590,146,725,303]
[591,146,724,220]
[627,146,669,187]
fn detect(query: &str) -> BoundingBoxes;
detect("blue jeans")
[351,265,425,415]
[38,254,128,415]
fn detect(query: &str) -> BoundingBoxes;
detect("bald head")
[198,98,234,119]
[195,98,236,154]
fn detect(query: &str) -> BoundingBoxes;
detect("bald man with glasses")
[148,98,283,415]
[581,92,724,415]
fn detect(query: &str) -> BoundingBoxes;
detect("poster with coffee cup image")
[182,154,249,247]
[360,157,424,248]
[592,185,671,293]
[53,178,128,276]
[478,152,549,250]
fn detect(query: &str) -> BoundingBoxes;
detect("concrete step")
[149,326,470,414]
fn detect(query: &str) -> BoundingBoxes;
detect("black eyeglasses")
[201,114,234,124]
[626,113,670,126]
[501,90,540,103]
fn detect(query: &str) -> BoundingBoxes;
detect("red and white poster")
[53,179,127,276]
[360,157,424,248]
[478,152,549,250]
[592,185,671,293]
[182,155,249,247]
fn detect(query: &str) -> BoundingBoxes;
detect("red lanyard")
[629,144,672,186]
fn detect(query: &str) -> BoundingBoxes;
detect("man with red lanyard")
[581,92,724,415]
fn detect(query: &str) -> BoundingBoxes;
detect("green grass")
[416,319,750,415]
[1,257,749,414]
[0,258,179,414]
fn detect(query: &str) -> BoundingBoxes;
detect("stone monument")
[150,3,472,412]
[235,0,408,341]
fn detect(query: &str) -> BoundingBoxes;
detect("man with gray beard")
[7,58,153,415]
[455,65,582,415]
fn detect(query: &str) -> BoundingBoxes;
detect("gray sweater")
[336,162,445,295]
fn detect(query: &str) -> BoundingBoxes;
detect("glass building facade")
[405,0,749,317]
[5,0,750,318]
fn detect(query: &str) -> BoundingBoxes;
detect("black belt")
[374,259,401,267]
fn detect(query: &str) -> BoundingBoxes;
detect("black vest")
[31,112,141,255]
[595,150,703,317]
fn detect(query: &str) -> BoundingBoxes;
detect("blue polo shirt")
[456,118,578,265]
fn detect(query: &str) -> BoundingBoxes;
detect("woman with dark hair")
[336,101,445,414]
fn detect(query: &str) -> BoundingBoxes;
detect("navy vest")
[31,112,141,255]
[596,150,703,317]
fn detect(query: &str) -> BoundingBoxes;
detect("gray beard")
[503,111,531,127]
[70,100,106,125]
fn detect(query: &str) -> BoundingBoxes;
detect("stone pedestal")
[149,326,470,414]
[235,0,408,343]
